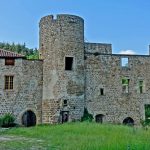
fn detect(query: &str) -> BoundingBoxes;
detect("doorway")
[61,111,69,123]
[95,114,104,123]
[22,110,36,127]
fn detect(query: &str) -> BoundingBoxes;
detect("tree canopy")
[0,42,39,59]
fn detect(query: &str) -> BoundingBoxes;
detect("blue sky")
[0,0,150,54]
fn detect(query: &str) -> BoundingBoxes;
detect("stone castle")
[0,14,150,126]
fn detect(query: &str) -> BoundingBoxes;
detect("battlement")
[84,42,112,54]
[39,14,84,26]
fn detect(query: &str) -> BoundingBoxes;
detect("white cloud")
[119,50,136,55]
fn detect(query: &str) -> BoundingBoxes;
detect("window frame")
[5,58,15,66]
[4,75,14,90]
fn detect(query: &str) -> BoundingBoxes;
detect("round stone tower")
[39,14,85,124]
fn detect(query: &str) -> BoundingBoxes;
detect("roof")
[0,49,25,58]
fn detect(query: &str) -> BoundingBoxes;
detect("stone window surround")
[122,77,130,94]
[121,57,129,68]
[64,55,75,71]
[4,75,14,91]
[5,58,15,66]
[138,79,145,94]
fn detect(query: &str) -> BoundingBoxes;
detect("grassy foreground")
[0,122,150,150]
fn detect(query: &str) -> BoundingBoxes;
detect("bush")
[0,113,15,128]
[81,108,93,122]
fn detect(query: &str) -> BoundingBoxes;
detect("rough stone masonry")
[0,14,150,126]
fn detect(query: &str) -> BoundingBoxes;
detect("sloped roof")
[0,49,25,58]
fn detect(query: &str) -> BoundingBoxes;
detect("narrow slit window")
[5,76,14,90]
[65,57,73,70]
[100,88,104,95]
[121,58,128,67]
[122,78,129,93]
[139,80,144,94]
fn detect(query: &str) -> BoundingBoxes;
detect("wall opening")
[61,111,69,123]
[65,57,73,70]
[22,110,36,127]
[139,80,144,94]
[121,57,128,67]
[123,117,134,126]
[5,76,14,90]
[63,100,68,107]
[5,58,15,65]
[100,88,104,95]
[95,114,104,123]
[145,104,150,124]
[122,78,130,93]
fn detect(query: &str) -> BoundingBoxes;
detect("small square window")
[5,58,15,65]
[63,100,68,106]
[121,58,128,67]
[65,57,73,70]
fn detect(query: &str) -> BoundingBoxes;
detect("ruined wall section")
[39,14,85,123]
[0,59,43,124]
[85,42,112,54]
[85,53,150,125]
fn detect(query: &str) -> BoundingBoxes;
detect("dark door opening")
[95,114,104,123]
[22,110,36,127]
[61,111,69,123]
[123,117,134,126]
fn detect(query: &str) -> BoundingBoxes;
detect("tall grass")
[1,122,150,150]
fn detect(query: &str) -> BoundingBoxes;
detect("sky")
[0,0,150,55]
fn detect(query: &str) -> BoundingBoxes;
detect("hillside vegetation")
[0,42,39,59]
[0,122,150,150]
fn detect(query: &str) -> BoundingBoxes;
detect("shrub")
[0,113,15,128]
[81,108,93,122]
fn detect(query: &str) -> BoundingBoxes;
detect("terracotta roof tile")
[0,49,25,58]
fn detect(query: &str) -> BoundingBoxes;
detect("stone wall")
[85,42,112,54]
[0,58,43,125]
[85,53,150,125]
[39,14,85,123]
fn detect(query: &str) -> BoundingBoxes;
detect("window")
[122,78,129,93]
[145,104,150,123]
[139,80,144,94]
[121,58,128,67]
[5,58,15,65]
[65,57,73,70]
[100,88,104,95]
[5,76,14,90]
[63,100,68,107]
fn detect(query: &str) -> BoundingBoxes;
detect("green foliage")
[0,113,15,128]
[0,42,39,59]
[81,108,93,122]
[122,78,129,85]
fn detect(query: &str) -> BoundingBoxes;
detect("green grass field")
[0,122,150,150]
